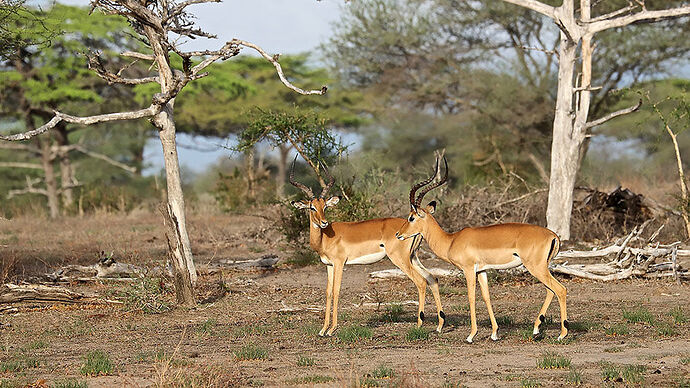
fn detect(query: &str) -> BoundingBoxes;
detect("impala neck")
[423,216,453,259]
[308,214,325,253]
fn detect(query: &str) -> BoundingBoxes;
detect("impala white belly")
[346,251,387,265]
[475,254,522,272]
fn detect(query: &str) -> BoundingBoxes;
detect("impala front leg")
[319,264,334,337]
[463,267,478,343]
[326,260,345,336]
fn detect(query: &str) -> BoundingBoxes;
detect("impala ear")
[426,200,437,214]
[291,200,310,209]
[326,196,340,207]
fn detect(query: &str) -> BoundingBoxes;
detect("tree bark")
[38,139,60,219]
[54,124,75,210]
[546,34,579,240]
[154,101,197,287]
[276,144,290,199]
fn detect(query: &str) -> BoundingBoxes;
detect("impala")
[289,157,446,337]
[395,153,568,342]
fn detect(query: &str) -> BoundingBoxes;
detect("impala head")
[289,156,340,229]
[395,151,448,240]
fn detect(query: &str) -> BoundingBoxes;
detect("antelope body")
[396,153,568,342]
[289,158,445,337]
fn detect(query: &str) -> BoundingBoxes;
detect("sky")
[52,0,344,175]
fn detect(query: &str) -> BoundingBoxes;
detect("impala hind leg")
[462,267,478,343]
[326,261,345,336]
[319,265,334,337]
[477,271,499,341]
[412,256,445,332]
[533,289,554,336]
[525,264,568,340]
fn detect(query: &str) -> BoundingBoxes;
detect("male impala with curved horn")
[395,153,568,342]
[289,156,446,337]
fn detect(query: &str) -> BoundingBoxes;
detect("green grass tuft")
[565,367,583,385]
[195,318,218,336]
[80,350,114,376]
[234,344,268,361]
[52,379,89,388]
[670,306,688,324]
[656,323,677,337]
[680,356,690,365]
[287,375,335,384]
[337,325,373,343]
[0,360,23,373]
[370,365,395,379]
[600,361,619,382]
[604,323,629,336]
[123,277,171,314]
[23,340,49,350]
[621,365,646,384]
[622,306,655,325]
[381,304,405,322]
[406,326,430,341]
[520,377,541,388]
[536,352,571,369]
[296,355,315,367]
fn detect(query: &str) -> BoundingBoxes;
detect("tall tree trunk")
[245,148,256,201]
[276,144,290,199]
[39,139,60,219]
[54,124,75,210]
[154,100,197,293]
[546,34,579,240]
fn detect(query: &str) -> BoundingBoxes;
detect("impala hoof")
[466,335,474,344]
[491,333,499,341]
[318,330,327,337]
[436,326,443,334]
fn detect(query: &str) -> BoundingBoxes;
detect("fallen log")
[199,255,279,275]
[0,283,123,305]
[45,255,148,282]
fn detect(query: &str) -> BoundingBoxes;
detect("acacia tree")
[501,0,690,239]
[0,4,140,218]
[0,0,324,305]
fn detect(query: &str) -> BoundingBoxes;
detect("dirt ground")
[1,212,689,387]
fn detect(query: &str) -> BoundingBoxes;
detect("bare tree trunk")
[159,202,195,306]
[54,125,75,210]
[245,147,256,201]
[39,139,60,219]
[276,144,290,199]
[154,101,197,287]
[546,35,579,240]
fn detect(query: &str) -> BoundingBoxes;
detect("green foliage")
[80,350,114,376]
[123,277,171,314]
[337,325,373,343]
[536,352,571,369]
[520,378,541,388]
[600,362,646,384]
[623,306,656,324]
[234,344,268,361]
[287,375,335,385]
[656,323,677,337]
[405,326,430,341]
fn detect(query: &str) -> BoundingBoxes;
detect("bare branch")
[71,145,137,173]
[87,51,160,85]
[0,162,43,169]
[588,6,690,33]
[501,0,557,19]
[233,39,328,96]
[0,106,160,142]
[589,3,638,22]
[586,99,642,129]
[0,143,41,154]
[122,51,155,61]
[8,177,46,198]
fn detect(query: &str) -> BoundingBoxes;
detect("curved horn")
[409,155,440,207]
[415,155,448,207]
[319,160,336,198]
[289,155,314,198]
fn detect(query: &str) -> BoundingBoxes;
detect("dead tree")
[501,0,690,240]
[0,0,325,305]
